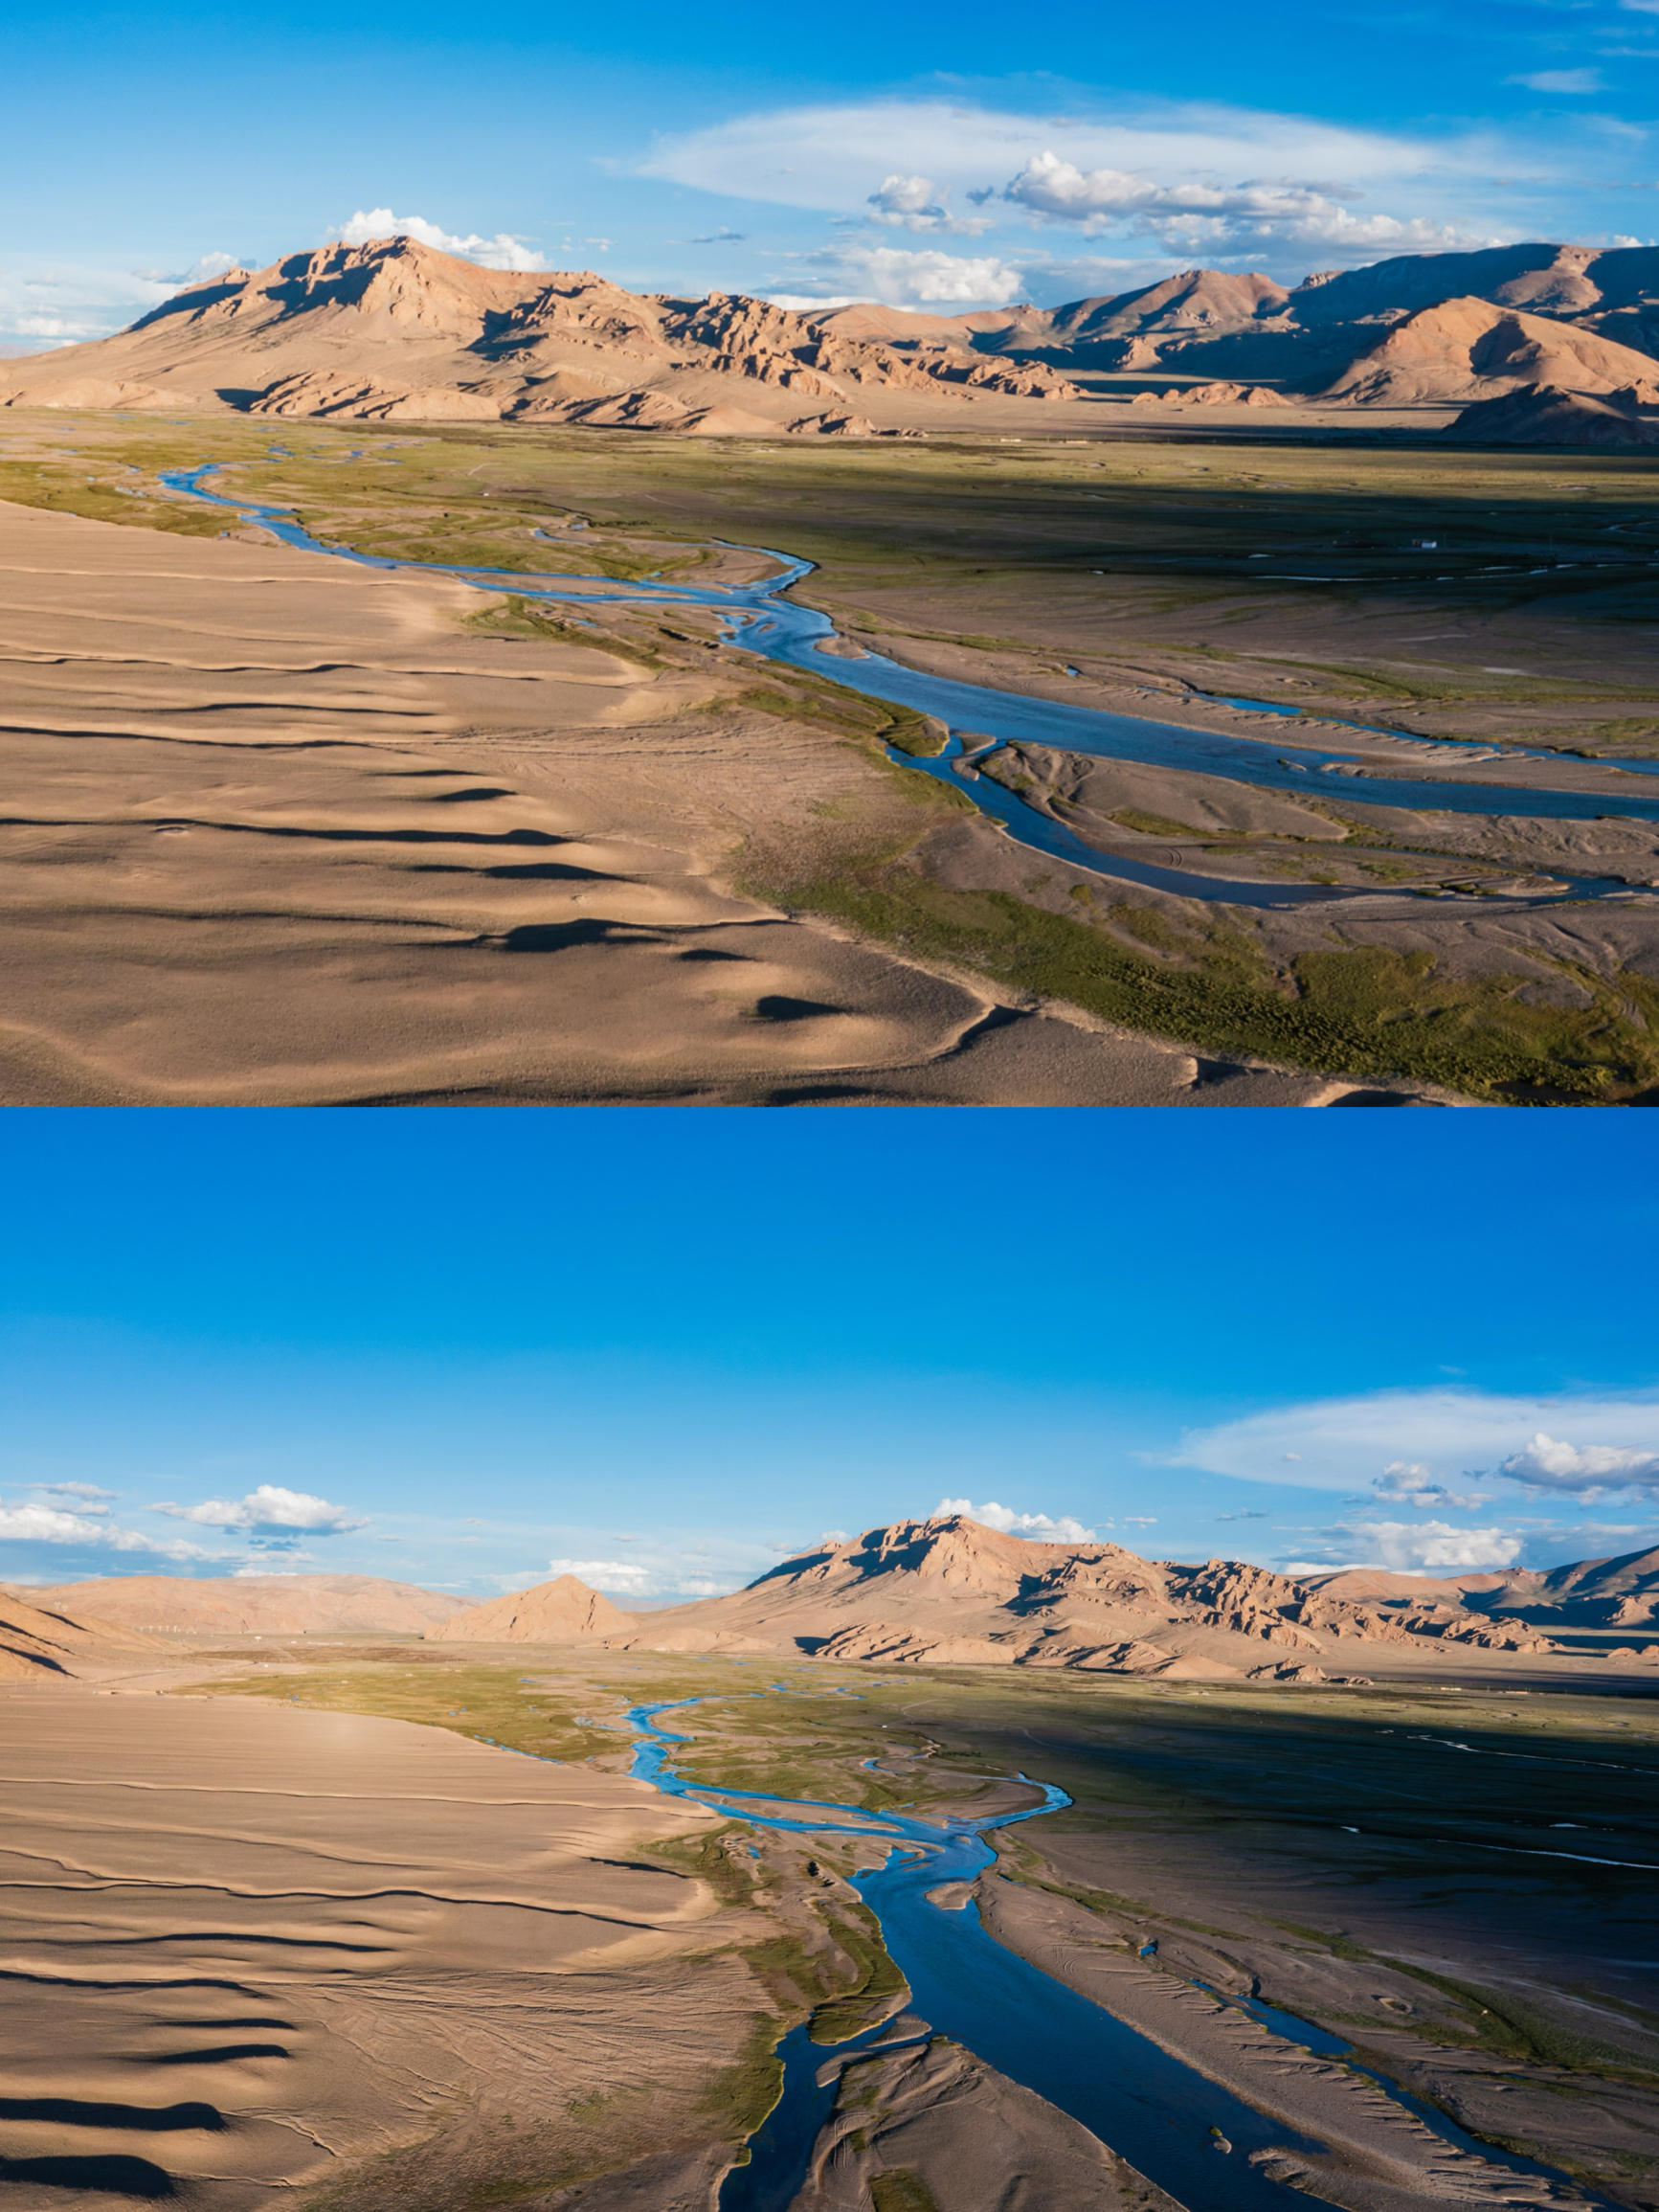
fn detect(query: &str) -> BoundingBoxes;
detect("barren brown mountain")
[0,237,1079,428]
[1316,296,1659,406]
[431,1573,634,1641]
[1445,379,1659,445]
[598,1515,1560,1678]
[36,1570,471,1635]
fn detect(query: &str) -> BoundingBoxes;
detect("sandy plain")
[11,1636,1657,2212]
[3,408,1658,1100]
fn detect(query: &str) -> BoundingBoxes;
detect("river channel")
[626,1700,1600,2212]
[159,463,1659,916]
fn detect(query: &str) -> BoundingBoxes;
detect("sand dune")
[431,1575,634,1642]
[598,1515,1559,1676]
[35,1574,471,1635]
[0,1691,760,2211]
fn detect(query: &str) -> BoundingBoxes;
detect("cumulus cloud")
[1372,1461,1492,1510]
[935,1496,1097,1542]
[1496,1433,1659,1500]
[992,150,1489,255]
[1177,1388,1659,1494]
[864,174,990,235]
[326,209,544,272]
[1293,1520,1526,1572]
[148,1484,367,1533]
[768,244,1025,306]
[542,1555,660,1591]
[0,1501,215,1561]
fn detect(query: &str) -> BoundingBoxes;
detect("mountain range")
[4,236,1659,442]
[23,1519,1659,1683]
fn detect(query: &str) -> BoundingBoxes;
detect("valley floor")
[3,410,1657,1101]
[8,1640,1657,2212]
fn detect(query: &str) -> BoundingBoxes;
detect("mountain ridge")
[594,1515,1564,1679]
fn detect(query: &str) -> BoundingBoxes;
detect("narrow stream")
[159,465,1659,915]
[626,1701,1607,2212]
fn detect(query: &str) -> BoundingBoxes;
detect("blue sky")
[2,0,1656,346]
[3,1114,1656,1600]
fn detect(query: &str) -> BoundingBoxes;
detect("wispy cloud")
[1178,1388,1659,1497]
[639,95,1518,276]
[1508,69,1603,93]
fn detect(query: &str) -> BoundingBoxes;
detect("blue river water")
[159,463,1659,913]
[625,1701,1606,2212]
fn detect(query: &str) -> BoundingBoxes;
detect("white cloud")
[935,1496,1097,1542]
[543,1555,660,1591]
[1497,1433,1659,1500]
[639,96,1522,274]
[1509,70,1603,93]
[1178,1388,1659,1495]
[31,1481,118,1511]
[148,1483,367,1533]
[1372,1461,1491,1510]
[772,244,1025,306]
[1304,1520,1526,1571]
[865,173,990,236]
[0,1501,214,1561]
[1622,1,1659,11]
[326,209,545,272]
[994,149,1489,255]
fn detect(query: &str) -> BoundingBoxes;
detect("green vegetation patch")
[189,1663,614,1762]
[870,2171,942,2212]
[761,861,1659,1102]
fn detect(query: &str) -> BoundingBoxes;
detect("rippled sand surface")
[0,1691,747,2211]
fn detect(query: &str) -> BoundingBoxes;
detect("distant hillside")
[937,242,1659,389]
[0,237,1079,430]
[0,1587,162,1678]
[36,1572,471,1635]
[429,1574,633,1642]
[600,1516,1562,1679]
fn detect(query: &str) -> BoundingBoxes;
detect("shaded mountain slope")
[602,1516,1558,1678]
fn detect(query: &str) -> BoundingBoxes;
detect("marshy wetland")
[5,411,1659,1100]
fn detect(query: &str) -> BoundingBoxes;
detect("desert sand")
[0,1687,772,2212]
[0,491,1412,1106]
